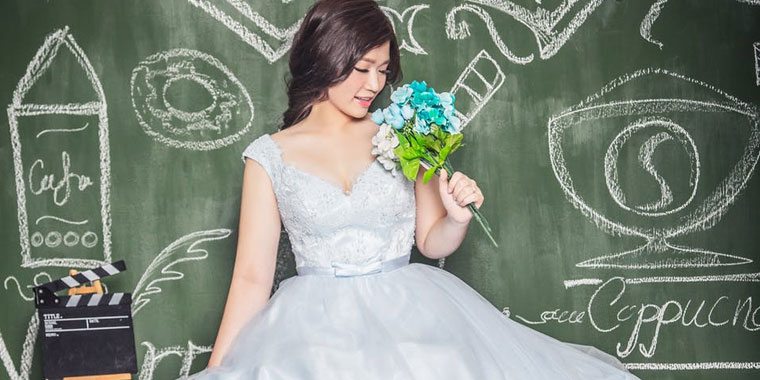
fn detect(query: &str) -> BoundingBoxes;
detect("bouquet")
[370,80,498,248]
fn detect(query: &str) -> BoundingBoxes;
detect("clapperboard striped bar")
[33,260,137,379]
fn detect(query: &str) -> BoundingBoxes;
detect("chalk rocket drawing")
[186,0,304,63]
[640,0,760,49]
[548,68,759,269]
[138,341,212,380]
[130,49,254,151]
[132,229,232,316]
[7,26,113,269]
[449,49,505,128]
[380,4,430,55]
[445,0,606,64]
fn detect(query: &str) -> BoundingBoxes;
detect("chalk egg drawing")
[130,48,253,151]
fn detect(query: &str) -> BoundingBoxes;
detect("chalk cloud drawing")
[130,49,254,151]
[448,49,506,128]
[0,313,38,380]
[186,0,303,63]
[754,42,760,86]
[139,341,212,380]
[132,228,232,316]
[446,0,606,64]
[7,26,113,269]
[641,0,760,49]
[380,4,430,55]
[548,68,760,269]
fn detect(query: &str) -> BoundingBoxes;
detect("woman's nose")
[365,71,381,92]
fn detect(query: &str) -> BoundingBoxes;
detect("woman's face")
[326,40,391,119]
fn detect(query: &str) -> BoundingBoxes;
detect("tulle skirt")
[185,262,640,379]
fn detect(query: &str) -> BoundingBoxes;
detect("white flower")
[371,124,400,176]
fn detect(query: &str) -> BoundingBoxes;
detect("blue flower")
[390,85,413,105]
[371,108,385,125]
[410,80,428,93]
[439,92,455,106]
[414,116,430,134]
[443,115,462,134]
[383,103,405,130]
[401,103,414,120]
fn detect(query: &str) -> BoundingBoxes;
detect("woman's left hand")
[438,168,484,225]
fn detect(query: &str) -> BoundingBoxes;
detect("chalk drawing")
[548,68,759,269]
[187,0,303,63]
[130,48,254,151]
[132,228,232,316]
[446,0,606,64]
[754,42,760,86]
[3,272,53,301]
[626,362,760,370]
[139,341,212,380]
[449,49,506,128]
[380,4,430,55]
[565,272,760,288]
[0,313,38,380]
[7,26,112,269]
[640,0,760,49]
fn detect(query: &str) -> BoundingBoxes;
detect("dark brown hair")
[280,0,402,129]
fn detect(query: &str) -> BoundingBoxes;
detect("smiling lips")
[355,96,373,108]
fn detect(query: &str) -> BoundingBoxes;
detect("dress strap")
[296,253,411,277]
[241,133,282,189]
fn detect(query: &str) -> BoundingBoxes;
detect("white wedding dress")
[185,133,640,379]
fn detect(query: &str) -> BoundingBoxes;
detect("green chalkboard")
[1,1,759,379]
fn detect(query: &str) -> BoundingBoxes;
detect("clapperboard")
[33,260,137,379]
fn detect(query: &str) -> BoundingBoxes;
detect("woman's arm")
[414,168,484,259]
[206,159,282,368]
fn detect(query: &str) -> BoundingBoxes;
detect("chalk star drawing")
[548,68,759,269]
[130,49,254,151]
[187,0,304,63]
[380,4,430,55]
[446,0,606,65]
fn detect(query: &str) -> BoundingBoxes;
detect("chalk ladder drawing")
[548,67,760,269]
[130,48,254,151]
[449,49,506,128]
[754,42,760,86]
[187,0,304,63]
[139,340,212,380]
[641,0,760,49]
[380,4,430,55]
[7,26,113,269]
[446,0,606,65]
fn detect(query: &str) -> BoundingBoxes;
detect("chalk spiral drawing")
[186,0,303,63]
[548,68,760,269]
[130,49,254,151]
[446,0,606,64]
[380,4,430,55]
[448,49,506,128]
[132,228,232,316]
[7,26,113,269]
[640,0,760,49]
[139,341,212,380]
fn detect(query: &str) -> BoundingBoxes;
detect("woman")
[186,0,640,378]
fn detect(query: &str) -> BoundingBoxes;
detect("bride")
[186,0,640,378]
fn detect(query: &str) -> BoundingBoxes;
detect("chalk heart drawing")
[380,4,430,55]
[130,49,254,151]
[445,0,606,65]
[0,229,230,380]
[7,26,113,269]
[186,0,304,63]
[548,68,760,269]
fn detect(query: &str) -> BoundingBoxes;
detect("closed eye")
[354,67,390,75]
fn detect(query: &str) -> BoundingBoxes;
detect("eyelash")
[354,67,391,75]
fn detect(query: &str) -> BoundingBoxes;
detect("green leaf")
[400,158,420,182]
[422,165,437,184]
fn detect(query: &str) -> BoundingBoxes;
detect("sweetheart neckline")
[264,134,378,197]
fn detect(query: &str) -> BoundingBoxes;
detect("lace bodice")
[241,133,416,270]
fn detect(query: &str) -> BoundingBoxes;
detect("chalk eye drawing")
[754,42,760,86]
[548,67,760,269]
[130,49,254,151]
[132,228,232,316]
[186,0,304,63]
[449,49,506,128]
[0,313,38,380]
[139,341,212,380]
[446,0,606,65]
[640,0,760,49]
[380,4,430,55]
[7,26,113,269]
